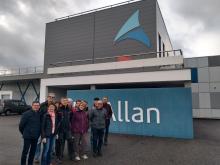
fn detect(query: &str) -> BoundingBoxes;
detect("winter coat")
[39,101,49,116]
[103,103,113,119]
[41,112,60,138]
[57,105,71,133]
[19,109,41,139]
[89,108,107,129]
[70,109,89,134]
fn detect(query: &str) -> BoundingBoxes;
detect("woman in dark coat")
[41,104,60,165]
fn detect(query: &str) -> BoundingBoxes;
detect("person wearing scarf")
[41,104,59,165]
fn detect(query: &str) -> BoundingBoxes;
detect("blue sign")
[67,88,193,139]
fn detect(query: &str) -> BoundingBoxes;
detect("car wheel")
[5,110,11,116]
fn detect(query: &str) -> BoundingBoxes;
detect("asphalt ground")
[0,115,220,165]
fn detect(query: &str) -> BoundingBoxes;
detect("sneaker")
[81,154,88,160]
[75,156,81,161]
[104,141,108,146]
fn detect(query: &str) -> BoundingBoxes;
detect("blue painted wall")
[191,68,198,83]
[67,88,193,139]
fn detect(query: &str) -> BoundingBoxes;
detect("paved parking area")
[0,115,220,165]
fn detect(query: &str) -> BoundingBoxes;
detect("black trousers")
[56,131,74,160]
[21,138,38,165]
[104,119,110,143]
[92,128,104,153]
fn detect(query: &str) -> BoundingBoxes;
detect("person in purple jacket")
[70,102,89,161]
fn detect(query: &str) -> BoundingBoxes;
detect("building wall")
[156,2,173,57]
[44,0,157,72]
[0,80,40,105]
[2,55,219,119]
[184,56,220,118]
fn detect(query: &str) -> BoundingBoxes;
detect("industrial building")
[0,0,219,138]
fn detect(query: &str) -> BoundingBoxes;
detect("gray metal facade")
[44,0,158,71]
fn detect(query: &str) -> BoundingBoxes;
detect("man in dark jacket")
[34,93,55,163]
[39,93,55,116]
[90,97,100,150]
[56,97,74,162]
[19,101,41,165]
[89,100,107,157]
[102,96,113,145]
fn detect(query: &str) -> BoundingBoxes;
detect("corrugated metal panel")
[44,0,157,71]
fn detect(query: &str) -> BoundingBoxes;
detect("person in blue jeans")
[34,138,42,162]
[35,94,55,163]
[41,103,60,165]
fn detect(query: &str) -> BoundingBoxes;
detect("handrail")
[54,0,142,21]
[0,66,44,77]
[49,49,183,67]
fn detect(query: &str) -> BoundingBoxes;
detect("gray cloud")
[172,0,220,30]
[0,0,95,69]
[0,0,219,70]
[158,0,220,57]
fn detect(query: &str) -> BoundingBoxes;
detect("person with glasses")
[34,93,55,163]
[56,97,74,163]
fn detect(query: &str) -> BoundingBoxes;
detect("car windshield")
[10,100,26,106]
[19,102,26,106]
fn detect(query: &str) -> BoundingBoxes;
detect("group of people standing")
[19,94,113,165]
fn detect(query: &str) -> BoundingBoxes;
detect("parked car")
[0,99,31,115]
[0,100,3,115]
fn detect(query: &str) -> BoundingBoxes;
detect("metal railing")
[0,66,44,77]
[54,0,143,21]
[49,49,183,67]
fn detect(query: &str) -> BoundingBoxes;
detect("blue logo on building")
[114,10,151,48]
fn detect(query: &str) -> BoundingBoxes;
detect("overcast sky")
[0,0,219,69]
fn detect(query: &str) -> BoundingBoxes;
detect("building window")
[163,43,165,57]
[158,33,162,57]
[191,68,198,83]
